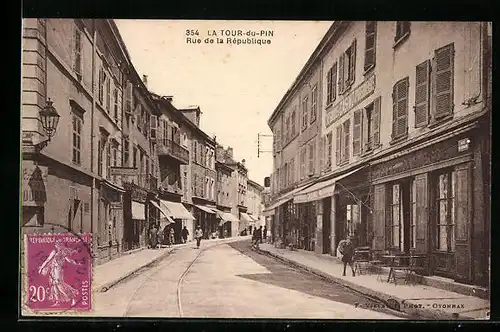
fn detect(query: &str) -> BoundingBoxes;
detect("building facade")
[265,21,491,287]
[246,179,265,231]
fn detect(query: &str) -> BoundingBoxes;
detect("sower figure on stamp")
[338,236,356,277]
[38,239,82,307]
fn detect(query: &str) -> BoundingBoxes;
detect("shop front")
[215,209,239,238]
[194,205,218,239]
[239,212,253,236]
[370,122,489,286]
[160,200,196,243]
[123,183,148,251]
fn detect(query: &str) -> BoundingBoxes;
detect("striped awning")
[160,200,195,220]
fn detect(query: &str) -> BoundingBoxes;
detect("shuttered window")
[73,26,82,76]
[113,88,119,121]
[338,40,356,94]
[415,60,431,127]
[395,21,411,43]
[319,137,324,171]
[327,62,338,104]
[353,110,362,156]
[433,43,454,121]
[302,96,309,130]
[285,117,290,143]
[327,132,333,169]
[290,158,295,185]
[301,148,306,179]
[327,67,332,104]
[347,39,356,88]
[98,68,105,104]
[364,21,377,71]
[371,96,381,147]
[343,119,350,163]
[392,77,409,139]
[308,142,315,176]
[335,125,342,166]
[311,85,318,123]
[338,54,345,95]
[125,81,133,114]
[106,76,111,112]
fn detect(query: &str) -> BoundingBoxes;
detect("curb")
[257,248,477,320]
[96,235,251,292]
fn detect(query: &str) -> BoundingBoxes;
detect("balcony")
[157,138,189,164]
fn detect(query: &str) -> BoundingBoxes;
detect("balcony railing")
[157,138,189,164]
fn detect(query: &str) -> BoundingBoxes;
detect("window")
[291,109,296,137]
[98,67,105,104]
[347,204,360,238]
[310,85,317,123]
[395,21,411,44]
[106,76,111,112]
[390,184,402,249]
[113,88,119,121]
[308,142,315,176]
[300,148,306,180]
[72,113,83,165]
[112,145,118,182]
[433,43,454,121]
[319,136,324,172]
[290,158,295,185]
[326,62,337,104]
[301,96,309,131]
[353,109,362,156]
[410,179,417,249]
[123,137,129,167]
[335,120,350,165]
[343,120,350,163]
[414,60,431,127]
[106,141,111,180]
[98,135,106,176]
[392,77,409,140]
[133,146,137,168]
[436,171,456,252]
[73,26,82,77]
[364,21,377,71]
[339,40,356,94]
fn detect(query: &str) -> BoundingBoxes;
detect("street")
[90,239,407,319]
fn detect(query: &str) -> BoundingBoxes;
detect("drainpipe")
[90,20,96,249]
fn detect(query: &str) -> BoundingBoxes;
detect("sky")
[115,20,332,186]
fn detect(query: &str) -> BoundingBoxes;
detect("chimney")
[226,147,233,158]
[142,75,148,88]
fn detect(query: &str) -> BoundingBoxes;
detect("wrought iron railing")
[158,138,189,164]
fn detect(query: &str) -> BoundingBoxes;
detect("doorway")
[322,197,332,254]
[334,195,346,254]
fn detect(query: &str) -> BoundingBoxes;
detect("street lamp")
[37,98,60,150]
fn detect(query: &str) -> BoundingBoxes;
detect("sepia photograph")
[20,19,491,320]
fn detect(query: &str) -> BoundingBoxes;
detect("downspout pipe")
[90,20,96,250]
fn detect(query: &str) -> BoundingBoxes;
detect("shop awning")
[217,211,240,222]
[293,167,364,204]
[264,182,317,212]
[195,205,216,214]
[160,200,195,220]
[150,200,169,218]
[131,201,145,220]
[262,208,275,216]
[240,212,253,222]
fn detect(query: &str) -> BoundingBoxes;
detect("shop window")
[410,180,417,249]
[389,184,403,250]
[326,61,337,105]
[435,170,456,252]
[346,204,360,238]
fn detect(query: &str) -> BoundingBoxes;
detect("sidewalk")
[94,235,251,292]
[257,244,489,320]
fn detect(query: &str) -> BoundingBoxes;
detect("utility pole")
[257,133,273,158]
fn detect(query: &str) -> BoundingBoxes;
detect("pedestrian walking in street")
[181,226,189,243]
[169,227,175,246]
[338,236,356,277]
[262,226,267,243]
[195,226,203,249]
[150,226,158,249]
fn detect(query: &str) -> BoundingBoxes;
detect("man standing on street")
[181,226,189,243]
[338,236,356,277]
[195,226,203,249]
[262,225,267,243]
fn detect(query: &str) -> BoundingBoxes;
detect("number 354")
[186,29,199,36]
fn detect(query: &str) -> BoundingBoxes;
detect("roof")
[268,21,348,128]
[247,179,264,192]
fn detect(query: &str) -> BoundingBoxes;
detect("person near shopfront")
[150,226,158,249]
[262,226,267,243]
[169,227,175,246]
[338,236,356,277]
[195,226,203,249]
[181,226,189,243]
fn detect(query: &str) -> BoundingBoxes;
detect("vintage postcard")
[20,19,491,320]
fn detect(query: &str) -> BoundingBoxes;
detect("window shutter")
[385,186,393,249]
[150,115,157,139]
[319,136,324,171]
[373,184,386,250]
[414,60,430,127]
[343,119,350,162]
[349,39,357,86]
[353,110,362,156]
[331,62,337,102]
[335,126,342,165]
[433,43,454,120]
[397,78,409,136]
[392,84,398,138]
[371,96,381,146]
[73,26,82,75]
[326,68,332,103]
[290,158,295,184]
[364,21,376,70]
[327,133,333,168]
[338,54,345,94]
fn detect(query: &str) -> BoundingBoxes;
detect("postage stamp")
[24,233,92,312]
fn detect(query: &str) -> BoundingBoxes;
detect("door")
[322,197,332,254]
[335,197,346,253]
[401,181,411,254]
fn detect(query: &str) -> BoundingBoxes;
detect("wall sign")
[22,164,48,206]
[325,74,376,129]
[371,137,468,180]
